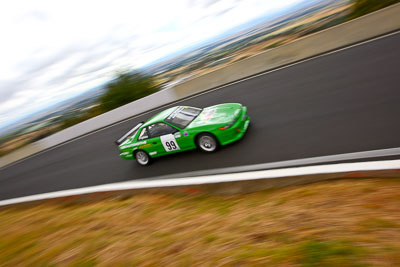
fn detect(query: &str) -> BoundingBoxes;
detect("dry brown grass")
[1,178,400,266]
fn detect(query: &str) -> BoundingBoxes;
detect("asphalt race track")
[1,32,400,201]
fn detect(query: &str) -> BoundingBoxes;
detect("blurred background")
[1,0,400,266]
[1,0,398,157]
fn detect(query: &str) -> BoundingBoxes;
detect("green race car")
[116,103,250,166]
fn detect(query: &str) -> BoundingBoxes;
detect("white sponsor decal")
[120,141,147,149]
[160,134,180,152]
[132,141,147,146]
[149,152,157,156]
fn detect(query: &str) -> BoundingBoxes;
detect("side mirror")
[174,132,182,138]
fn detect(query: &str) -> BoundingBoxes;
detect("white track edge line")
[1,159,399,207]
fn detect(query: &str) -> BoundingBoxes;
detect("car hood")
[187,103,242,128]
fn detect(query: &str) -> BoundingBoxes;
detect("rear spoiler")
[115,122,144,145]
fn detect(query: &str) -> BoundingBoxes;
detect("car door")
[147,122,182,156]
[135,126,159,156]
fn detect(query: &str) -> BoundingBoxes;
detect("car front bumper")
[217,107,250,146]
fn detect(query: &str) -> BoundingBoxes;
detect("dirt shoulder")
[1,178,399,266]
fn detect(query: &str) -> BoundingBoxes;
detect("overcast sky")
[0,0,303,131]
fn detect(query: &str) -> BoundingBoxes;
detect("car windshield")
[165,106,202,129]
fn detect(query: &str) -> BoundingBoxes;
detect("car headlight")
[219,116,239,130]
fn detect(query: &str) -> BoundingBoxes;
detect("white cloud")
[0,0,303,130]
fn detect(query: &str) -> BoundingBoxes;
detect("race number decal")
[160,134,180,152]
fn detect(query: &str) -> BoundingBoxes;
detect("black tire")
[134,150,151,166]
[196,133,218,152]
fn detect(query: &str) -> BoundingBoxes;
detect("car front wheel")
[135,150,150,166]
[197,133,218,152]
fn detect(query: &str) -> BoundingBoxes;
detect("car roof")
[142,106,178,127]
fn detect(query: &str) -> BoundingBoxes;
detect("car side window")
[148,123,177,138]
[138,127,149,140]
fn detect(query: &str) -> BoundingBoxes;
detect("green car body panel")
[118,103,250,162]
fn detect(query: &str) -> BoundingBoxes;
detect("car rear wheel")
[135,150,150,166]
[197,133,218,152]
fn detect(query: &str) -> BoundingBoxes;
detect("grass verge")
[1,178,400,266]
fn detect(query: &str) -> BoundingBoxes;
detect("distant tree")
[99,71,160,112]
[86,105,104,118]
[57,71,159,131]
[349,0,400,20]
[60,116,88,130]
